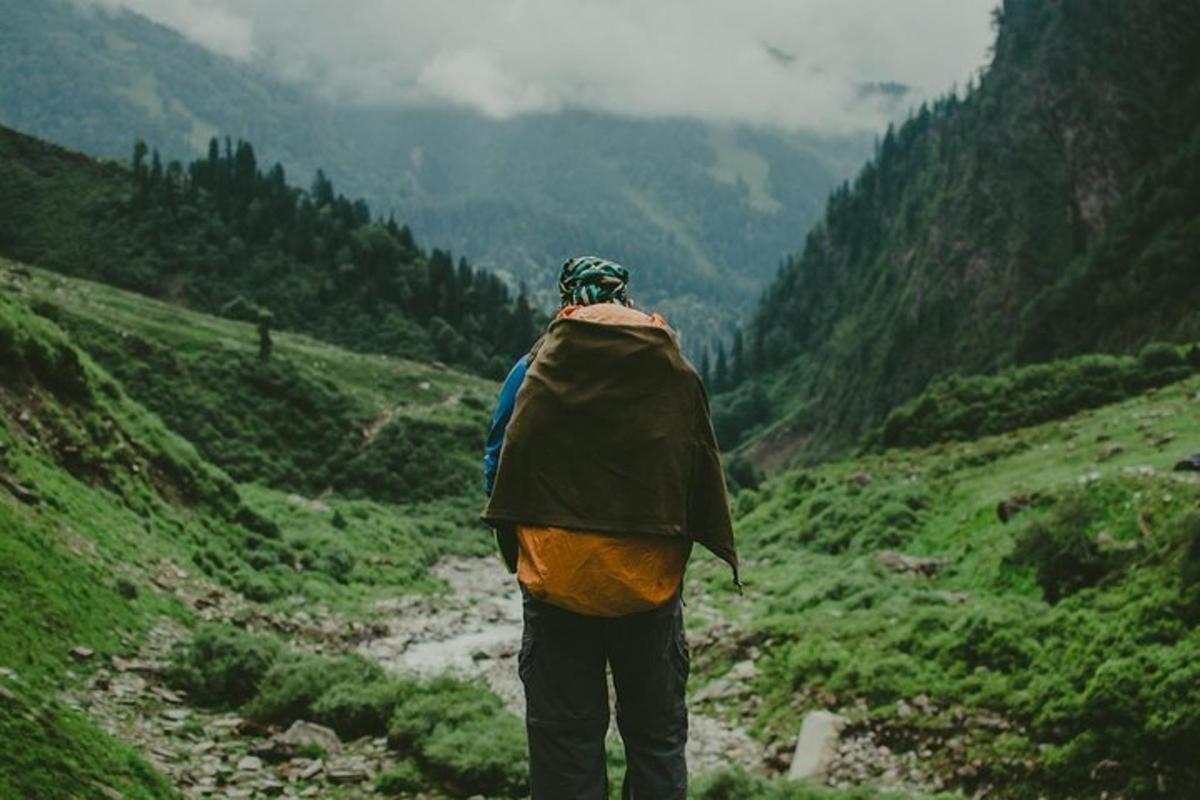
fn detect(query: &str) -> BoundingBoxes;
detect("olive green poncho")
[481,315,738,581]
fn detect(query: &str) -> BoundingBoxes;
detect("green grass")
[0,278,496,797]
[167,625,529,797]
[694,374,1200,798]
[2,259,493,503]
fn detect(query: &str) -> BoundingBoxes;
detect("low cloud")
[86,0,997,133]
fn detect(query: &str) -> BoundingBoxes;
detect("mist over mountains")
[0,0,882,347]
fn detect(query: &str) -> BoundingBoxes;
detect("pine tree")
[731,329,745,385]
[713,341,729,393]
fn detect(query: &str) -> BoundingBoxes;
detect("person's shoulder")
[559,303,669,328]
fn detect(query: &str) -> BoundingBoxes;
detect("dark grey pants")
[519,590,689,800]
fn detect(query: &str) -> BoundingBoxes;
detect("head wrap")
[558,256,631,307]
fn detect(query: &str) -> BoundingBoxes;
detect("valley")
[2,1,1199,798]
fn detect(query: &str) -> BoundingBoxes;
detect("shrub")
[165,625,283,707]
[1008,492,1127,603]
[311,678,412,740]
[388,677,528,797]
[1136,340,1184,371]
[865,349,1195,450]
[375,761,424,795]
[246,653,384,727]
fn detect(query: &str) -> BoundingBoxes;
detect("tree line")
[120,136,541,377]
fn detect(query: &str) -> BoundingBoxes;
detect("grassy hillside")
[1,285,249,799]
[692,369,1200,798]
[721,0,1200,465]
[4,249,1199,797]
[0,0,870,346]
[0,262,523,797]
[2,260,494,504]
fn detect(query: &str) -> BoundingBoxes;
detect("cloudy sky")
[91,0,997,133]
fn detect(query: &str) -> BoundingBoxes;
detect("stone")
[787,710,848,782]
[1096,444,1124,462]
[70,646,95,661]
[236,755,262,771]
[326,767,368,784]
[878,551,945,577]
[110,656,165,675]
[150,686,184,703]
[996,494,1031,523]
[1174,453,1200,472]
[259,779,286,796]
[161,708,190,722]
[276,720,342,754]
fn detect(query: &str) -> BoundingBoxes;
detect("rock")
[996,494,1031,523]
[236,755,262,771]
[848,471,873,487]
[1096,444,1124,462]
[70,646,95,661]
[161,708,190,721]
[1154,431,1177,447]
[327,767,369,784]
[259,779,286,796]
[297,759,325,780]
[878,551,944,577]
[693,677,738,703]
[110,656,164,675]
[1174,453,1200,472]
[235,718,273,738]
[149,686,184,704]
[275,720,342,755]
[787,710,848,782]
[728,659,757,681]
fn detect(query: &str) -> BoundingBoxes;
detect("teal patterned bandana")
[558,256,631,307]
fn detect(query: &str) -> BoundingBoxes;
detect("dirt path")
[358,556,766,776]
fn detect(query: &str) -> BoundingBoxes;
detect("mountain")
[0,123,540,379]
[720,0,1200,466]
[0,0,871,347]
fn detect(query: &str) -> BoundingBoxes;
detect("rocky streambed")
[66,554,960,798]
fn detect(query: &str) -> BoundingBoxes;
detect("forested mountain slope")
[722,0,1200,466]
[0,124,538,378]
[0,0,871,345]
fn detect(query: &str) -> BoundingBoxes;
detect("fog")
[88,0,997,132]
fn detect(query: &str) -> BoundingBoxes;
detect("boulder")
[787,710,848,782]
[1174,453,1200,472]
[276,720,342,754]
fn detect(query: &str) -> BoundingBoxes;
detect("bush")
[375,761,424,795]
[866,349,1195,450]
[692,767,904,799]
[1136,340,1184,371]
[165,625,283,707]
[1008,492,1127,603]
[311,679,411,740]
[388,677,528,797]
[246,653,384,727]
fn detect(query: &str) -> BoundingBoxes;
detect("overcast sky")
[91,0,998,133]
